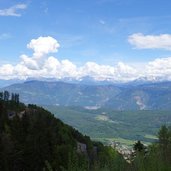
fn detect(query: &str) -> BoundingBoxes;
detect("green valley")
[45,105,171,146]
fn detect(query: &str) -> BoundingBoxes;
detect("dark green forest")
[0,91,171,171]
[0,91,126,171]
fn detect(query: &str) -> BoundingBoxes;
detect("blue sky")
[0,0,171,81]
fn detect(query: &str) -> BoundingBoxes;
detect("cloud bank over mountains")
[1,36,171,82]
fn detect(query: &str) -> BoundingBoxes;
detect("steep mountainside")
[1,80,171,110]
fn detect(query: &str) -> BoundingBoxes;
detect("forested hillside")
[131,125,171,171]
[0,91,171,171]
[0,91,126,171]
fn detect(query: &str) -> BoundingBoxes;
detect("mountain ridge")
[1,74,170,87]
[1,80,171,110]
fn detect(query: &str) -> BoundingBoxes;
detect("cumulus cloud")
[0,36,80,80]
[128,33,171,50]
[0,4,27,17]
[79,62,138,82]
[0,64,14,76]
[20,55,38,70]
[27,36,60,58]
[0,36,171,82]
[146,57,171,78]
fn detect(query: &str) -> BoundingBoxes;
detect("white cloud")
[27,36,60,58]
[0,64,14,76]
[146,57,171,78]
[0,36,171,82]
[44,56,60,72]
[78,62,138,82]
[20,55,39,70]
[60,60,78,77]
[128,33,171,50]
[0,4,27,17]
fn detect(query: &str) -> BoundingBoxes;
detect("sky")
[0,0,171,82]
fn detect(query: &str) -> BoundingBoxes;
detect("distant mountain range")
[0,79,24,88]
[1,80,171,110]
[0,75,168,87]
